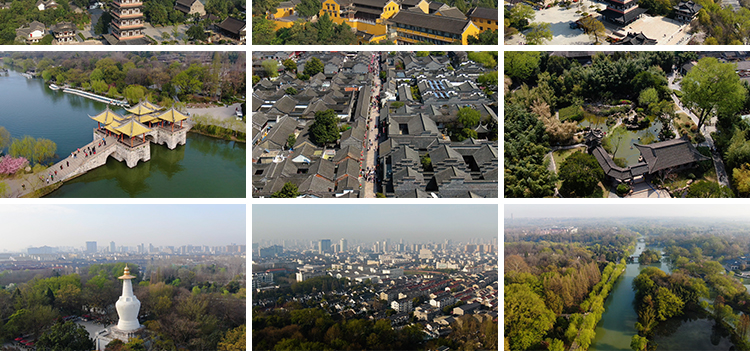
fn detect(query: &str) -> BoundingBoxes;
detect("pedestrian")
[60,165,63,170]
[54,171,57,176]
[66,161,69,167]
[21,184,24,190]
[46,178,49,184]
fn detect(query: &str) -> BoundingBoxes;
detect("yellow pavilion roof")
[137,114,160,124]
[126,102,157,116]
[89,107,124,125]
[115,119,152,137]
[157,107,189,123]
[143,100,162,111]
[104,124,119,134]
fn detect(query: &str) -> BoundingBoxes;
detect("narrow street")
[667,73,730,187]
[362,53,381,198]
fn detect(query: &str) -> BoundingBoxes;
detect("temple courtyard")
[506,1,693,45]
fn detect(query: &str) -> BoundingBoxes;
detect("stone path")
[362,54,381,198]
[2,134,117,198]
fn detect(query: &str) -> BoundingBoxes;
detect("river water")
[0,70,246,198]
[590,240,733,350]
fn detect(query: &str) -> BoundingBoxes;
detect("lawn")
[552,146,586,173]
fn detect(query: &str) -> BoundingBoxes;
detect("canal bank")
[589,241,669,350]
[590,240,736,351]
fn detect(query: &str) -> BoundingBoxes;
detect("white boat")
[20,73,32,79]
[49,84,60,90]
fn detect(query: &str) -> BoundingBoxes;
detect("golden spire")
[118,264,136,280]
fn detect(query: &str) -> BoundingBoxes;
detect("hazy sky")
[505,204,750,219]
[0,204,245,252]
[253,204,498,243]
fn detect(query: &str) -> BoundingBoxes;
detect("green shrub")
[616,183,630,196]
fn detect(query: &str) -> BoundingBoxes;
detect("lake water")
[0,70,246,198]
[590,240,734,350]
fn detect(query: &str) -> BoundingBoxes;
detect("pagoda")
[110,0,145,41]
[599,0,648,26]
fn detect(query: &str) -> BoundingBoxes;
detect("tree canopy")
[36,321,94,351]
[681,57,747,130]
[558,151,604,197]
[309,109,340,146]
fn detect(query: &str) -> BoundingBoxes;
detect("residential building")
[50,21,77,44]
[16,21,46,44]
[391,298,413,313]
[174,0,206,16]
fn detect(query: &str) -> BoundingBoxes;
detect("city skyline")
[0,204,245,253]
[253,205,498,244]
[505,204,750,219]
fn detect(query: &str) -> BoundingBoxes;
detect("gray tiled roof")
[634,137,710,173]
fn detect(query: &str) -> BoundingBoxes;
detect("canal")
[590,239,734,351]
[0,70,246,198]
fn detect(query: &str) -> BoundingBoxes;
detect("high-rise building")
[340,238,347,252]
[374,241,380,253]
[86,241,97,254]
[110,241,116,253]
[318,239,331,254]
[137,243,144,254]
[382,240,388,253]
[110,0,145,42]
[465,244,477,253]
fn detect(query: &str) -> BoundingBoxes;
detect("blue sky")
[0,204,245,252]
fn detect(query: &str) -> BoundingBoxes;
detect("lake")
[0,70,246,198]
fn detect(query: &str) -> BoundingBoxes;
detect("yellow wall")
[273,20,295,30]
[460,21,481,44]
[272,6,294,18]
[319,0,341,18]
[381,0,399,19]
[470,16,498,32]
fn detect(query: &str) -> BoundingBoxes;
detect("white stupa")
[115,265,141,331]
[95,265,145,350]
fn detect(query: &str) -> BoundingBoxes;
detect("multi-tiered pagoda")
[599,0,648,26]
[110,0,145,42]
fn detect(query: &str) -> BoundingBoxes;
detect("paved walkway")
[2,134,117,198]
[668,73,730,187]
[362,54,381,198]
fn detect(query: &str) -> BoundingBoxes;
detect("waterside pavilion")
[88,99,191,168]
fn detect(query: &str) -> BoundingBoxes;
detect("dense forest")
[0,262,245,351]
[253,306,497,351]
